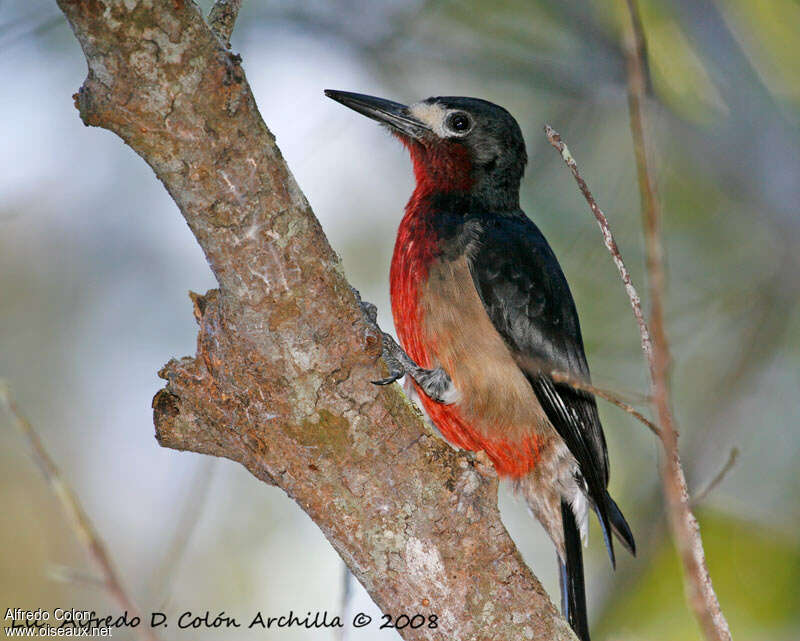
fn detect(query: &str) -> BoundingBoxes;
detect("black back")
[466,211,613,539]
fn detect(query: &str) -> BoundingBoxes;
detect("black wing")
[467,210,617,563]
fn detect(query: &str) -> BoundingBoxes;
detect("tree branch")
[208,0,242,48]
[543,4,733,636]
[691,447,739,507]
[621,2,733,640]
[546,368,661,439]
[543,126,662,440]
[0,383,158,641]
[544,125,654,365]
[55,2,576,638]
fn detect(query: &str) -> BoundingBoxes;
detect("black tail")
[605,491,636,556]
[591,490,637,564]
[560,499,590,641]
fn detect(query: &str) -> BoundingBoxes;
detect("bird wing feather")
[466,210,616,563]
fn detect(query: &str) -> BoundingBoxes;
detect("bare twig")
[543,5,733,637]
[544,125,654,364]
[691,447,739,507]
[545,368,661,438]
[208,0,242,48]
[150,457,217,609]
[542,128,661,440]
[48,565,106,590]
[0,382,159,641]
[621,1,733,640]
[504,346,660,437]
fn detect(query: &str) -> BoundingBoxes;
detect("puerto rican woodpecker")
[325,89,635,641]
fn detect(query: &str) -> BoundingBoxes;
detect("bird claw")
[352,287,456,404]
[372,373,403,386]
[372,333,410,385]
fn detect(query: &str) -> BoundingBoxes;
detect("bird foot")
[352,287,456,404]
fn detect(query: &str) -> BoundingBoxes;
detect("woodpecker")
[325,89,635,641]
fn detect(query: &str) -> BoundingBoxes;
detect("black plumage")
[430,201,634,567]
[468,209,635,564]
[467,211,613,542]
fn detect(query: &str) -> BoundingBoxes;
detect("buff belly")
[399,253,588,552]
[418,255,552,459]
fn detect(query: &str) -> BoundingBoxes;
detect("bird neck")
[404,139,473,200]
[402,139,521,213]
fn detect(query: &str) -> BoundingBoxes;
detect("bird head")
[325,90,528,211]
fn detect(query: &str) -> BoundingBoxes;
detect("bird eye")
[445,112,472,134]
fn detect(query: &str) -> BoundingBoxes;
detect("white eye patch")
[408,102,450,138]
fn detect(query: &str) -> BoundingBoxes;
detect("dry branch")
[621,2,732,640]
[527,357,659,438]
[55,2,576,639]
[547,368,660,439]
[208,0,242,48]
[544,125,653,365]
[542,4,734,636]
[0,383,158,641]
[691,448,739,507]
[545,118,730,639]
[543,127,661,440]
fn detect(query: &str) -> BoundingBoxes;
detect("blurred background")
[1,0,798,639]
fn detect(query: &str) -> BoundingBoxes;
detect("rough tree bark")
[56,2,577,639]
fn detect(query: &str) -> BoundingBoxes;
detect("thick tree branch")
[55,2,576,639]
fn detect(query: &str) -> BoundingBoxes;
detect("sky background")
[1,1,799,640]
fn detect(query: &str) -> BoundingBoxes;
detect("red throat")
[397,136,474,200]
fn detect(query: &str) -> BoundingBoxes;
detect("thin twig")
[544,124,654,364]
[545,368,661,438]
[208,0,243,48]
[48,565,106,590]
[542,129,662,440]
[150,457,217,609]
[621,1,733,640]
[691,447,739,507]
[0,382,159,641]
[337,565,354,641]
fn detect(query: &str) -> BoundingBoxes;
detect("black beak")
[324,89,430,140]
